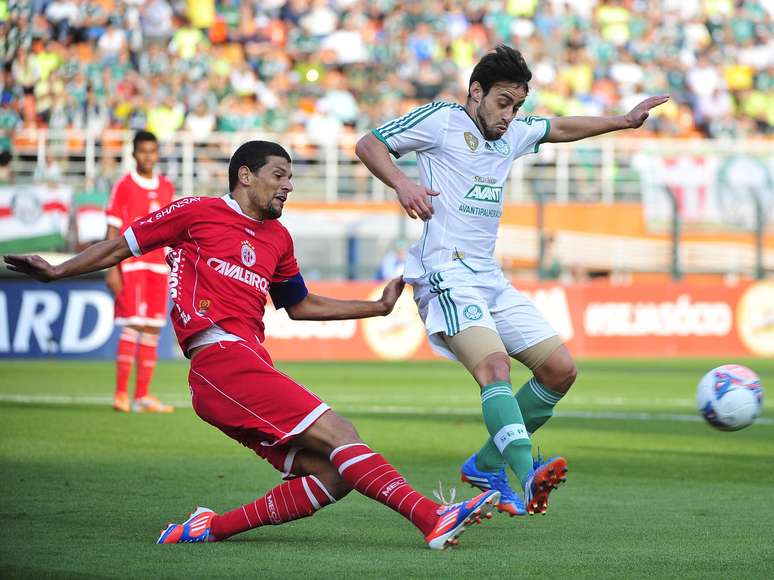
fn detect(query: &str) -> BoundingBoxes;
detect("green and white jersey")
[373,101,550,279]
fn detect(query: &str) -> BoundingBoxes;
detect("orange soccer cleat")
[113,392,130,413]
[132,395,174,413]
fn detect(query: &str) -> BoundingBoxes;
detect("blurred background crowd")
[1,0,772,159]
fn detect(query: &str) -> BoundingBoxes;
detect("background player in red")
[3,141,500,550]
[105,130,175,413]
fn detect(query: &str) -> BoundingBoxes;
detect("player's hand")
[379,276,405,315]
[3,254,59,282]
[395,180,440,221]
[105,266,123,295]
[624,95,670,128]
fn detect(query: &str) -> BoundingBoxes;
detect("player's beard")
[475,104,503,141]
[264,198,283,219]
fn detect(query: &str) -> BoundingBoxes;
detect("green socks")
[476,381,533,487]
[515,377,565,434]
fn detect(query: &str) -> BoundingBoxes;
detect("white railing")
[9,128,773,203]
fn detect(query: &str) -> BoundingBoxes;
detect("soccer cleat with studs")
[157,506,216,544]
[460,454,527,517]
[424,489,500,550]
[523,453,568,515]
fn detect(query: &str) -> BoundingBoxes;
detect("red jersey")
[123,194,300,351]
[106,170,175,270]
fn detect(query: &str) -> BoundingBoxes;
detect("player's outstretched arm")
[286,276,405,321]
[355,133,439,221]
[3,237,133,282]
[544,95,670,143]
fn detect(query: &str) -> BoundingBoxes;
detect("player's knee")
[543,361,577,393]
[472,352,511,387]
[300,411,361,454]
[313,467,353,500]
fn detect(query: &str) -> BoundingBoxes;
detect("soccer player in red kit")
[105,130,174,413]
[4,141,500,550]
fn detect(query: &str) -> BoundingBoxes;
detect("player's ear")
[469,81,483,104]
[238,165,252,186]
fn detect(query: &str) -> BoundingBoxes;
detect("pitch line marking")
[0,394,771,425]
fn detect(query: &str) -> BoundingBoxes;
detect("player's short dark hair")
[468,45,532,96]
[133,130,158,152]
[228,141,291,192]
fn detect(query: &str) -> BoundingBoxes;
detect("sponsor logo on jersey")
[463,304,483,320]
[241,240,256,267]
[463,131,479,152]
[457,203,502,218]
[168,248,183,299]
[139,196,201,225]
[207,258,269,293]
[464,184,502,203]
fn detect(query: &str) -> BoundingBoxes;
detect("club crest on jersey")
[493,139,510,156]
[241,240,256,267]
[197,299,211,313]
[463,131,479,152]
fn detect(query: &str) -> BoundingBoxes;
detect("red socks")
[115,327,139,396]
[329,443,439,536]
[210,476,335,541]
[134,332,159,400]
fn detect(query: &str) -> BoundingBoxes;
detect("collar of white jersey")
[130,169,159,190]
[221,193,263,222]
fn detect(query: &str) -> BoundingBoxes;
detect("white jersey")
[373,102,549,279]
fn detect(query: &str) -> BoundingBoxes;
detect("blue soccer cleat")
[425,489,500,550]
[157,506,216,544]
[523,453,568,515]
[460,454,526,516]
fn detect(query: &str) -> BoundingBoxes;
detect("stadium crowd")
[0,0,772,158]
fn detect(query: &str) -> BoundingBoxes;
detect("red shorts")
[188,340,330,477]
[115,266,168,327]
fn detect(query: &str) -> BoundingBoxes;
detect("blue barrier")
[0,280,179,359]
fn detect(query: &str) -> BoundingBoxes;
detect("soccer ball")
[696,364,763,431]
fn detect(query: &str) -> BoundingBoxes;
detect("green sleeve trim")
[534,117,551,153]
[371,128,401,159]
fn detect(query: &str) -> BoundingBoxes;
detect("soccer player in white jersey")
[356,45,668,517]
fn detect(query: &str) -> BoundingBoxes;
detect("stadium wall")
[1,279,771,360]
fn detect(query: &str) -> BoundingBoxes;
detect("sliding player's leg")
[159,448,349,543]
[294,410,500,550]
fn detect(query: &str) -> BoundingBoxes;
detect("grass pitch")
[1,359,772,579]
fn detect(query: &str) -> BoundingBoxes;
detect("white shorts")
[408,267,558,362]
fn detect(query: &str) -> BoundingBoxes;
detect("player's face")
[473,82,527,140]
[133,140,159,176]
[251,156,293,220]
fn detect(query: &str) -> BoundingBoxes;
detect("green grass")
[1,359,772,579]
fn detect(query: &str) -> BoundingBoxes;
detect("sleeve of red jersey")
[124,196,202,257]
[272,229,301,282]
[105,180,127,230]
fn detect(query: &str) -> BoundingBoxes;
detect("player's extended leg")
[131,326,173,413]
[294,410,500,549]
[113,326,139,412]
[199,450,351,541]
[513,338,577,434]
